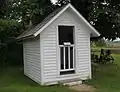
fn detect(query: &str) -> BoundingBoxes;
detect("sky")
[113,38,120,41]
[51,0,58,4]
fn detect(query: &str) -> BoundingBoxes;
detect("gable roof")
[17,3,100,40]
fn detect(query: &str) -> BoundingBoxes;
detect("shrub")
[0,19,24,66]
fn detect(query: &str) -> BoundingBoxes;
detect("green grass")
[92,47,120,51]
[1,54,120,92]
[86,54,120,92]
[0,67,73,92]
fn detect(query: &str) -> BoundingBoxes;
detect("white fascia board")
[34,3,100,37]
[34,4,71,37]
[69,4,100,37]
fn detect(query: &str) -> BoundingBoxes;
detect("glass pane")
[58,26,74,45]
[70,47,73,68]
[65,47,69,69]
[60,47,64,69]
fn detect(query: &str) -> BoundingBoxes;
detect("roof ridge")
[17,4,68,40]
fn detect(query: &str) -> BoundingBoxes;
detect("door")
[58,26,75,75]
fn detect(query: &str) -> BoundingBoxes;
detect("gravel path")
[69,84,96,92]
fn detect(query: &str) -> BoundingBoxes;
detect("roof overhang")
[17,3,100,40]
[33,3,100,37]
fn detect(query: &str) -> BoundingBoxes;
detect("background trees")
[57,0,120,40]
[1,0,120,65]
[3,0,120,39]
[88,0,120,40]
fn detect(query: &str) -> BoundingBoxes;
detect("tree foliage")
[57,0,120,40]
[0,0,7,18]
[6,0,58,26]
[4,0,120,40]
[88,0,120,40]
[0,19,23,65]
[1,0,120,65]
[0,0,55,65]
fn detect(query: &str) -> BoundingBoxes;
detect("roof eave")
[34,3,100,37]
[16,35,35,41]
[90,27,100,37]
[69,4,100,37]
[33,4,71,37]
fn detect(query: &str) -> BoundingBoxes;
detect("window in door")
[58,26,75,75]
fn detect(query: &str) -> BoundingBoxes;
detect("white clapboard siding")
[66,8,91,79]
[56,8,91,79]
[23,37,41,84]
[76,32,91,79]
[40,27,57,82]
[40,7,91,84]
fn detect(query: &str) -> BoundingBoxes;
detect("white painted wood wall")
[40,7,91,85]
[23,37,41,84]
[23,7,91,85]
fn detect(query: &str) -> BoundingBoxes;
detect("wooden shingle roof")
[17,3,100,40]
[17,5,66,40]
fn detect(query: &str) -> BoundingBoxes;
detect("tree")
[0,0,57,65]
[5,0,58,27]
[57,0,120,40]
[0,19,24,65]
[57,0,92,18]
[1,0,120,65]
[0,0,7,18]
[88,0,120,40]
[3,0,120,40]
[0,0,6,9]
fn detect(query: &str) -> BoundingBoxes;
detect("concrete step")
[60,78,82,86]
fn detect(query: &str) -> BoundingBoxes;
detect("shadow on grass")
[0,66,73,92]
[0,66,39,87]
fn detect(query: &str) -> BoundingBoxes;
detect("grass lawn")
[1,54,120,92]
[92,47,120,54]
[86,54,120,92]
[0,67,73,92]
